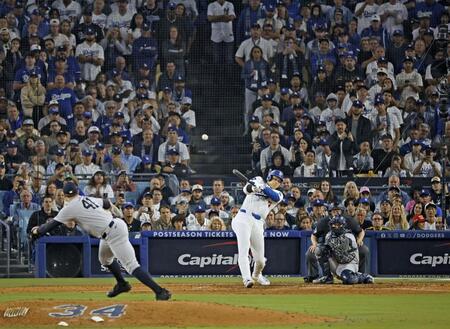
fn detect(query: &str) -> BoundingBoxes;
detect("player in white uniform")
[31,182,171,300]
[320,216,374,285]
[232,170,284,288]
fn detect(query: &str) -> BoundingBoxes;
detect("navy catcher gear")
[329,215,346,236]
[340,269,360,285]
[266,170,284,182]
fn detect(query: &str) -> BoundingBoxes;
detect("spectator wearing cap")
[430,176,446,208]
[310,66,332,101]
[371,133,397,175]
[346,100,372,146]
[386,29,407,74]
[73,7,104,44]
[235,22,274,68]
[185,205,209,230]
[95,100,117,137]
[253,94,280,124]
[13,52,45,95]
[328,118,357,175]
[206,196,230,223]
[106,71,134,103]
[412,146,442,178]
[174,195,195,219]
[45,18,70,48]
[20,69,46,120]
[360,14,388,47]
[248,115,263,143]
[46,148,67,175]
[75,27,104,81]
[157,127,190,166]
[189,184,207,214]
[171,73,192,104]
[310,38,336,77]
[131,21,158,73]
[396,56,423,106]
[235,0,264,44]
[46,75,78,129]
[0,160,12,190]
[319,93,343,135]
[180,97,196,132]
[241,47,270,132]
[371,96,400,148]
[162,113,189,145]
[48,130,70,156]
[293,150,322,178]
[416,0,445,28]
[161,149,190,179]
[74,149,101,176]
[365,46,394,84]
[47,57,76,90]
[409,214,428,231]
[355,0,379,34]
[119,140,140,173]
[121,203,142,232]
[5,140,25,173]
[16,119,40,146]
[78,125,100,153]
[352,141,374,174]
[335,53,363,85]
[132,128,160,168]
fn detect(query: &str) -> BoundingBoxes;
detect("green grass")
[1,278,449,329]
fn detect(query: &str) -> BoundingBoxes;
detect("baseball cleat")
[155,288,172,301]
[312,276,334,284]
[303,276,319,283]
[252,274,270,286]
[362,274,375,284]
[243,279,254,288]
[107,281,131,298]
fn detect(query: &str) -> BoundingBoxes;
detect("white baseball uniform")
[231,177,283,282]
[53,196,140,274]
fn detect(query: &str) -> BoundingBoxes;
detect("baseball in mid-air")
[201,134,209,141]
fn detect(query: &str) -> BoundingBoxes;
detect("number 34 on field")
[49,304,126,318]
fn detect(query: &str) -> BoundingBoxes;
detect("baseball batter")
[31,182,171,300]
[232,170,284,288]
[319,216,374,285]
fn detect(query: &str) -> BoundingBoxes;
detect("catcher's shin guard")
[340,269,360,285]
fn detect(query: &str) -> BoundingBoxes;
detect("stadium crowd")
[0,0,449,258]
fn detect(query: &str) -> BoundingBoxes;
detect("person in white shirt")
[355,0,379,34]
[403,140,424,173]
[395,56,423,107]
[106,0,136,40]
[180,97,196,131]
[45,19,70,48]
[91,0,108,29]
[75,149,101,176]
[370,96,400,148]
[377,0,408,35]
[52,0,82,25]
[235,23,274,67]
[412,148,442,178]
[186,205,210,230]
[157,128,190,165]
[320,93,345,135]
[293,150,322,177]
[75,28,104,81]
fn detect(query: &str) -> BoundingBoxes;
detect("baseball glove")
[325,234,357,264]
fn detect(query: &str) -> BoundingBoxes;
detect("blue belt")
[239,208,262,220]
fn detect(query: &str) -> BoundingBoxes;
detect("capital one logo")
[409,253,450,267]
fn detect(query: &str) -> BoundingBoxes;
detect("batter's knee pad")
[340,269,359,285]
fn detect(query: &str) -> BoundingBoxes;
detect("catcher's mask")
[329,215,346,235]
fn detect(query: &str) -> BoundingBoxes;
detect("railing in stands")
[0,219,11,278]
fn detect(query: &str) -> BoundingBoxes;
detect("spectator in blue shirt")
[236,0,265,44]
[415,0,444,27]
[46,75,78,132]
[171,74,192,103]
[131,23,158,73]
[361,15,389,47]
[310,39,336,77]
[13,53,45,97]
[121,140,142,173]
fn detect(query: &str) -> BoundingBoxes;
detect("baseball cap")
[312,199,325,207]
[23,119,34,125]
[122,202,134,210]
[176,197,189,205]
[377,56,388,64]
[82,149,93,156]
[412,139,422,146]
[195,205,206,213]
[123,140,133,147]
[431,176,441,183]
[403,56,414,63]
[174,74,185,82]
[381,134,393,140]
[374,96,385,106]
[392,30,403,36]
[83,111,93,119]
[326,93,338,102]
[95,142,105,150]
[319,139,329,146]
[358,198,370,204]
[0,162,5,168]
[371,15,381,22]
[388,186,401,193]
[261,94,272,101]
[182,97,192,105]
[163,86,172,93]
[377,67,388,75]
[210,197,221,205]
[63,182,78,196]
[141,155,152,164]
[352,100,364,108]
[335,117,347,125]
[143,191,152,198]
[380,199,392,205]
[114,111,125,119]
[6,140,18,148]
[142,23,150,32]
[85,27,95,35]
[192,184,203,191]
[360,186,371,194]
[265,3,275,11]
[425,202,437,210]
[249,116,259,123]
[167,149,179,156]
[307,188,316,196]
[111,146,122,155]
[420,189,431,196]
[49,107,60,115]
[50,19,59,26]
[280,87,290,95]
[88,126,100,134]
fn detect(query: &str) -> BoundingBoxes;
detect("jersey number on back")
[82,197,100,209]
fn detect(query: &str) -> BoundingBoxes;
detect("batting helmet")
[266,170,284,182]
[329,215,346,235]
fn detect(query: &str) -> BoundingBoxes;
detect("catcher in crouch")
[316,216,374,285]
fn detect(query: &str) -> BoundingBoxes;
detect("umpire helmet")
[329,215,346,235]
[266,169,284,182]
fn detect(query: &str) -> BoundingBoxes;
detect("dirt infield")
[0,300,331,327]
[1,282,449,327]
[3,281,450,296]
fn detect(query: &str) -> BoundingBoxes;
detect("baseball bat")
[232,169,251,184]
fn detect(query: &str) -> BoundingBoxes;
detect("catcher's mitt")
[325,234,357,264]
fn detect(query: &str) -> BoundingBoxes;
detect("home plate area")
[0,300,330,327]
